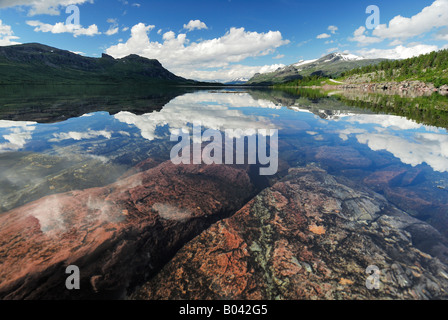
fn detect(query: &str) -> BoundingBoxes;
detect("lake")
[1,85,448,299]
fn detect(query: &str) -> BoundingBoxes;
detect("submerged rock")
[0,161,256,299]
[134,166,448,300]
[315,146,372,170]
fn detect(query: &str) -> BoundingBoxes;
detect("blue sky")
[0,0,447,81]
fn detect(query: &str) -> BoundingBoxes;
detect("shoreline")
[298,80,448,97]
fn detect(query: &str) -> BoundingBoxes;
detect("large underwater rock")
[0,160,255,299]
[134,166,448,300]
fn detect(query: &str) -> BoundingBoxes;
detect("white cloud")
[50,130,112,142]
[337,113,448,172]
[346,114,424,130]
[162,31,176,41]
[317,33,331,39]
[273,54,284,59]
[114,92,277,141]
[349,26,382,46]
[26,20,101,37]
[185,63,285,82]
[350,0,448,46]
[106,23,289,82]
[388,39,404,46]
[183,19,208,32]
[0,19,20,46]
[0,0,93,16]
[317,26,338,40]
[0,120,36,152]
[105,27,119,36]
[373,0,448,40]
[106,18,119,36]
[357,132,448,172]
[328,25,338,34]
[436,28,448,41]
[356,44,439,60]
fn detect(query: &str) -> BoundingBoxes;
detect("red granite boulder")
[0,161,256,299]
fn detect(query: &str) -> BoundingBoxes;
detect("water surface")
[1,86,447,236]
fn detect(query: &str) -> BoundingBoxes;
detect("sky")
[0,0,448,82]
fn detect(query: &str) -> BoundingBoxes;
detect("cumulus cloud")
[372,0,448,40]
[436,28,448,41]
[0,0,93,16]
[0,120,36,152]
[316,33,331,39]
[356,44,439,60]
[0,19,20,46]
[328,25,338,34]
[317,26,338,40]
[105,27,119,36]
[183,20,208,32]
[346,114,424,130]
[50,130,112,142]
[357,132,448,172]
[105,18,119,36]
[27,20,100,37]
[388,39,404,46]
[185,63,285,82]
[114,92,278,141]
[106,23,289,81]
[336,113,448,172]
[349,26,382,46]
[350,0,448,47]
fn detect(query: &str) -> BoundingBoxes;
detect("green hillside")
[340,49,448,87]
[0,43,199,85]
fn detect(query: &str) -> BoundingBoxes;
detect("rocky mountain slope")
[247,53,385,85]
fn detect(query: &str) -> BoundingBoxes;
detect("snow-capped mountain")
[225,77,250,85]
[247,52,386,85]
[293,59,318,67]
[322,52,364,62]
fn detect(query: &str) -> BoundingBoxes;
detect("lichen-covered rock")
[0,161,256,300]
[133,166,448,300]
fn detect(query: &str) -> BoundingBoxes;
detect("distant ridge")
[247,52,386,85]
[0,43,200,85]
[225,77,249,85]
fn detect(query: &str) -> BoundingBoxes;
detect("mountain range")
[0,43,200,85]
[0,44,388,86]
[225,77,250,85]
[247,52,387,85]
